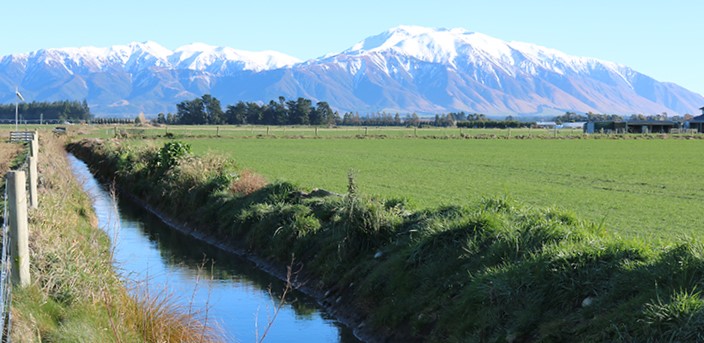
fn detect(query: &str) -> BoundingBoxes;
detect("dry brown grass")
[231,170,267,196]
[121,287,221,343]
[0,140,23,175]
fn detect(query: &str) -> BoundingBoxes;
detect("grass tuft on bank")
[68,138,704,342]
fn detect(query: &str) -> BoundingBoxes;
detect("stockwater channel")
[68,154,360,343]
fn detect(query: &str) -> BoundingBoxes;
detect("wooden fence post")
[8,171,30,287]
[30,137,38,160]
[28,156,38,209]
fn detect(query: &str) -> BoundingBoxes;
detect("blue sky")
[3,0,703,96]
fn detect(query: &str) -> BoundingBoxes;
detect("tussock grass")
[12,133,222,342]
[118,286,221,343]
[68,137,704,342]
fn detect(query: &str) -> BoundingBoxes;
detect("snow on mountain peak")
[338,25,628,78]
[171,43,301,72]
[2,41,300,74]
[127,41,173,59]
[345,25,514,64]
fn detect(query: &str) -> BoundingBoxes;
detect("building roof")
[626,120,676,126]
[690,115,704,123]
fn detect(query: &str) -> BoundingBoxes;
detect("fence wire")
[0,138,32,343]
[0,177,12,342]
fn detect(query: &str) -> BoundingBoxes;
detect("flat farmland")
[81,125,584,139]
[183,137,704,239]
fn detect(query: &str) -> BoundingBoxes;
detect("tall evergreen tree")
[202,94,225,125]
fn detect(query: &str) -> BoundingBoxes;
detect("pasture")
[14,123,696,239]
[178,136,704,239]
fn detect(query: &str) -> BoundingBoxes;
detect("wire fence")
[0,138,33,342]
[0,177,12,342]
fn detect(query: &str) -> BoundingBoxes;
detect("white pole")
[15,87,19,131]
[29,156,38,209]
[9,171,30,287]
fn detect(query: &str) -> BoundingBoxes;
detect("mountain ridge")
[1,26,702,117]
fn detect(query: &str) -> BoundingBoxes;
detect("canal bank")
[10,134,220,342]
[68,154,361,342]
[67,137,704,342]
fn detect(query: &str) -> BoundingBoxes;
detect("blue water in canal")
[68,154,359,343]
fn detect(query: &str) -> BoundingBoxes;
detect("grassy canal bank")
[68,137,704,342]
[8,133,220,342]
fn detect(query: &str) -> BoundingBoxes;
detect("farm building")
[584,121,627,134]
[624,120,676,134]
[535,121,557,128]
[689,107,704,133]
[584,120,676,134]
[561,122,587,129]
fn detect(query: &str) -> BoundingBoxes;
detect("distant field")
[173,136,704,239]
[62,124,704,238]
[78,124,585,139]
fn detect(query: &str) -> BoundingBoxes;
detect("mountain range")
[1,25,702,117]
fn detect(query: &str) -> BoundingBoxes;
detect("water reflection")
[69,154,359,343]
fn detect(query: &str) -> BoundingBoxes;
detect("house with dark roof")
[689,107,704,133]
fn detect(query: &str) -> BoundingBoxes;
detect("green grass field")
[57,124,703,238]
[173,136,704,239]
[68,130,704,342]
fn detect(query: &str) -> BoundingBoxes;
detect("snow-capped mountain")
[169,43,301,73]
[0,26,701,116]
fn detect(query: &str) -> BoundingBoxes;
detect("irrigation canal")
[68,154,360,343]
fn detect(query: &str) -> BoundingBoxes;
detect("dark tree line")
[166,95,521,128]
[166,95,338,126]
[552,111,691,124]
[340,112,408,126]
[457,120,526,129]
[0,100,92,121]
[173,95,692,128]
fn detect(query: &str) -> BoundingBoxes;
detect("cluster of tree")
[0,100,92,122]
[457,120,526,129]
[162,95,700,129]
[340,112,414,126]
[162,95,338,126]
[336,112,493,127]
[163,95,511,128]
[448,112,489,122]
[625,113,692,122]
[553,111,694,124]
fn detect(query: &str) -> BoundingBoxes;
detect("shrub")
[148,141,191,176]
